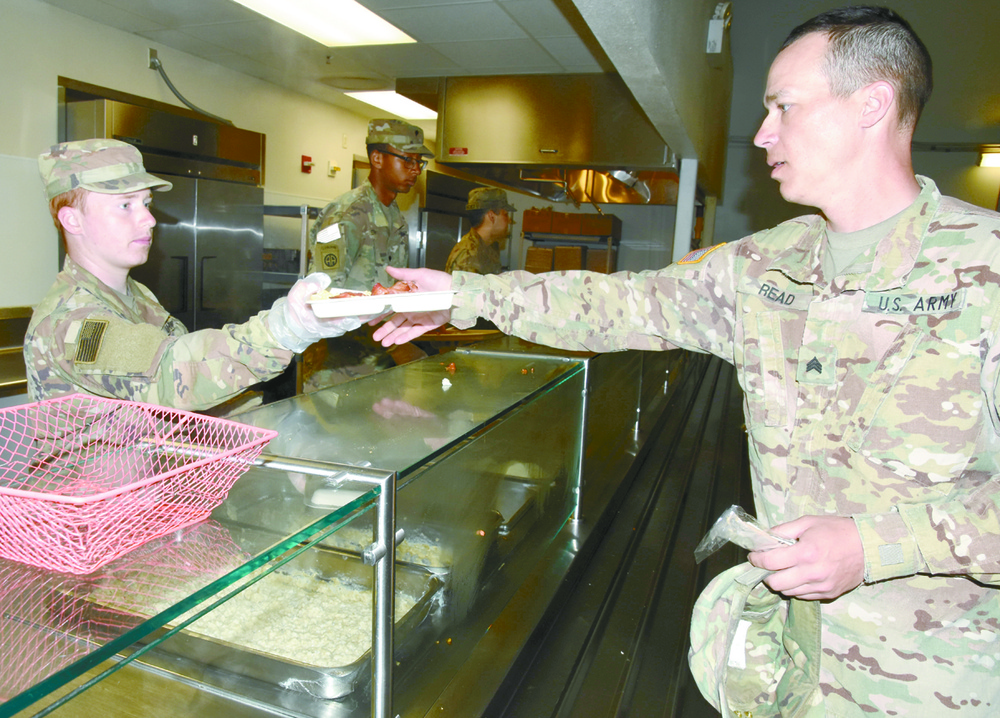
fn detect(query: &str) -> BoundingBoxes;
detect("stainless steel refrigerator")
[63,96,265,330]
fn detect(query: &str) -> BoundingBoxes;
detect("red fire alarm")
[301,155,314,173]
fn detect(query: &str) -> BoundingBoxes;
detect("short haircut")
[367,143,387,162]
[467,207,489,228]
[49,187,88,247]
[781,6,932,131]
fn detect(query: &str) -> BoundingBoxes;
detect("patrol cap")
[38,139,172,200]
[366,119,434,157]
[467,187,516,216]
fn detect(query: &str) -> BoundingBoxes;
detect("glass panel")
[0,461,384,716]
[238,349,585,479]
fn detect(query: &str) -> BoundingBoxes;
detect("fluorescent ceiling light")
[232,0,414,47]
[345,91,437,120]
[980,152,1000,168]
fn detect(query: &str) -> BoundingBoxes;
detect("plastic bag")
[694,505,795,564]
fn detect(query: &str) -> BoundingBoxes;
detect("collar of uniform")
[758,175,940,293]
[860,175,940,293]
[62,255,172,326]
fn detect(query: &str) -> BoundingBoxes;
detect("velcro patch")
[677,243,723,265]
[878,543,905,567]
[318,241,343,271]
[73,319,166,375]
[75,319,109,364]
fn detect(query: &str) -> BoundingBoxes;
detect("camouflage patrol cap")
[38,139,172,200]
[366,119,434,157]
[467,187,516,216]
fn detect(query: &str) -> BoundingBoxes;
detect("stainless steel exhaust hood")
[400,73,679,205]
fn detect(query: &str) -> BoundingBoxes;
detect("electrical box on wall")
[707,2,732,54]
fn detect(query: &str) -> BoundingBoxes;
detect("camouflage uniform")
[307,178,408,290]
[306,118,432,291]
[449,176,1000,715]
[24,255,293,411]
[445,227,501,275]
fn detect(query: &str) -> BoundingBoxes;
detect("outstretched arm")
[371,266,454,346]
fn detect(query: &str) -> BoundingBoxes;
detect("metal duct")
[400,73,679,205]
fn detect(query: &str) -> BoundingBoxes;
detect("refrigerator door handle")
[199,255,217,312]
[171,255,189,314]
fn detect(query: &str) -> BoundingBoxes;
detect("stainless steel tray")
[148,546,443,700]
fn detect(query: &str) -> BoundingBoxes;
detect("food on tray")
[371,280,417,294]
[311,280,418,301]
[180,570,419,667]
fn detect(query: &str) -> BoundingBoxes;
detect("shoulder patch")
[677,243,724,265]
[75,319,109,364]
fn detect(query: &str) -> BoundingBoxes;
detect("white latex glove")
[267,273,368,353]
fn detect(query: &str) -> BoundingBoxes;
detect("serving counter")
[2,339,684,718]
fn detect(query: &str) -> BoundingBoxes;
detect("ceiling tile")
[181,18,323,60]
[380,3,527,43]
[360,0,493,9]
[498,0,577,37]
[37,0,606,114]
[327,43,462,79]
[537,36,601,69]
[430,38,559,72]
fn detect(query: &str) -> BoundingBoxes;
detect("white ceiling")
[38,0,613,115]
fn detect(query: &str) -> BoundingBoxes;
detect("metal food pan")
[149,546,444,700]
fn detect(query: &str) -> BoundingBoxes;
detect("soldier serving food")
[25,138,370,412]
[373,6,1000,715]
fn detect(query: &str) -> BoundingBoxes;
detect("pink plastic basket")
[0,394,277,574]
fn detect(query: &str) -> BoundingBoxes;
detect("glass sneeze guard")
[0,459,390,718]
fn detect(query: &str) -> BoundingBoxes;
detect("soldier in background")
[25,139,367,413]
[373,7,1000,714]
[307,118,433,289]
[445,187,516,275]
[302,119,433,387]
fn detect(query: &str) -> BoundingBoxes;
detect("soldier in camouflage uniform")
[307,118,433,289]
[25,139,367,412]
[445,187,516,275]
[302,120,433,386]
[374,7,1000,715]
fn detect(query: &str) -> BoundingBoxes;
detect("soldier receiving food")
[25,138,370,412]
[307,118,433,290]
[300,119,434,386]
[373,7,1000,715]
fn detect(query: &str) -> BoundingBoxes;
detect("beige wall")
[0,0,423,307]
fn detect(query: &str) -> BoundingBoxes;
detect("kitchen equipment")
[0,394,277,574]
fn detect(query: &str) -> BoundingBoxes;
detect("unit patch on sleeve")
[677,243,723,265]
[74,319,109,364]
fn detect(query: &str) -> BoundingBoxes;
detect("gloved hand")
[267,273,369,353]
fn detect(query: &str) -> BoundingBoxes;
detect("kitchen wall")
[715,0,1000,242]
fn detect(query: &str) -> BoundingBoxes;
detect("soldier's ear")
[57,206,84,236]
